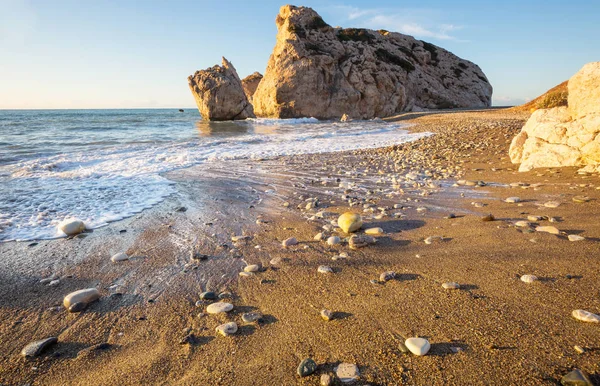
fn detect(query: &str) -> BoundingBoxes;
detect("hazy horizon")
[1,0,598,109]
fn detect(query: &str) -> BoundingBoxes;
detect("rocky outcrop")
[188,57,255,121]
[509,62,600,172]
[252,5,492,119]
[241,72,263,103]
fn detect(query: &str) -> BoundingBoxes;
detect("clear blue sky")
[1,0,598,109]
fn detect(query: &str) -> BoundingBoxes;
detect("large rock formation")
[188,57,255,121]
[241,72,263,103]
[252,5,492,119]
[509,62,600,172]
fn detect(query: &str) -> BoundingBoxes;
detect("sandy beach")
[1,109,600,385]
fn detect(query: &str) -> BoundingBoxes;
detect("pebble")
[63,288,100,311]
[318,265,333,274]
[270,257,282,266]
[297,358,317,377]
[514,221,530,227]
[572,309,600,323]
[110,252,129,263]
[206,302,233,314]
[574,345,586,354]
[349,234,375,249]
[520,274,538,283]
[282,237,298,248]
[379,271,396,282]
[320,373,333,386]
[326,236,341,245]
[242,312,262,323]
[365,227,384,235]
[320,309,333,321]
[568,234,585,242]
[536,226,560,235]
[21,337,58,357]
[215,322,238,336]
[424,236,443,244]
[405,337,431,356]
[231,235,250,242]
[561,369,594,385]
[57,218,85,236]
[442,282,460,290]
[337,212,363,233]
[335,362,360,383]
[48,279,60,286]
[527,215,544,222]
[314,232,325,241]
[199,291,216,300]
[481,214,495,222]
[244,264,260,273]
[505,197,521,203]
[544,201,561,208]
[572,196,591,203]
[239,272,253,277]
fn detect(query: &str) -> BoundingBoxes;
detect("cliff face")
[187,57,255,121]
[241,72,264,103]
[252,5,492,119]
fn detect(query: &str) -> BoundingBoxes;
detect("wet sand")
[1,109,600,385]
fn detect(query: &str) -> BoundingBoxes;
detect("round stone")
[239,272,253,277]
[505,197,521,203]
[337,212,363,233]
[335,362,360,383]
[110,252,129,262]
[572,309,600,323]
[405,337,431,356]
[297,358,317,377]
[21,337,58,357]
[215,322,238,336]
[320,309,333,321]
[326,236,341,245]
[365,227,383,235]
[515,221,531,227]
[442,282,460,290]
[320,373,333,386]
[520,274,538,283]
[63,288,100,309]
[57,218,85,236]
[536,226,560,235]
[242,312,262,323]
[568,234,585,242]
[244,264,260,273]
[206,302,233,314]
[379,271,396,282]
[199,291,216,300]
[282,237,298,248]
[318,265,333,274]
[544,201,561,208]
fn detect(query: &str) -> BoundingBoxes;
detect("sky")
[0,0,598,109]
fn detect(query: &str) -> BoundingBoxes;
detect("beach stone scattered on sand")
[327,236,341,245]
[505,197,521,203]
[405,337,431,356]
[424,236,444,244]
[242,312,262,323]
[337,212,363,233]
[110,252,129,263]
[536,226,560,235]
[442,282,460,290]
[314,232,325,241]
[270,257,282,266]
[515,221,531,227]
[568,234,585,242]
[282,237,298,248]
[544,201,561,208]
[199,291,216,300]
[528,215,545,222]
[349,234,375,249]
[239,272,253,277]
[206,302,233,314]
[244,264,260,273]
[335,362,360,383]
[21,337,58,357]
[572,196,591,203]
[572,309,600,323]
[561,369,594,385]
[520,274,538,283]
[320,309,333,321]
[63,288,100,311]
[215,322,238,336]
[320,373,333,386]
[318,265,333,274]
[365,227,384,235]
[297,358,317,377]
[58,218,85,236]
[481,214,495,222]
[379,271,396,282]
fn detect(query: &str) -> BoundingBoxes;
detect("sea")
[0,109,428,242]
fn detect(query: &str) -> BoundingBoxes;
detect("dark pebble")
[297,358,317,377]
[21,337,58,357]
[199,291,217,300]
[68,302,87,313]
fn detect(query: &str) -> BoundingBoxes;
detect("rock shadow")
[459,284,479,291]
[332,311,353,320]
[427,342,469,357]
[365,219,425,233]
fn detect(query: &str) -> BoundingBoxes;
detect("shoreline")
[2,109,600,385]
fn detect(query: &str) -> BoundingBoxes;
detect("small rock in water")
[536,226,560,235]
[199,291,216,300]
[379,271,396,282]
[242,312,262,323]
[297,358,317,377]
[365,227,383,235]
[568,234,585,242]
[335,362,360,383]
[244,264,260,273]
[481,214,495,222]
[405,337,431,356]
[206,302,233,314]
[215,322,238,336]
[560,369,594,385]
[337,212,363,233]
[320,309,333,321]
[282,237,298,248]
[572,309,600,323]
[318,265,333,274]
[505,197,521,203]
[326,236,341,245]
[110,252,129,263]
[442,282,460,290]
[520,274,538,283]
[21,337,58,357]
[320,373,333,386]
[63,288,100,311]
[57,218,86,236]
